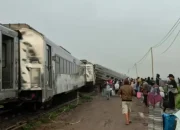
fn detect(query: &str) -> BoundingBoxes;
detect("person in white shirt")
[115,81,120,94]
[131,80,135,88]
[159,86,165,98]
[105,82,111,100]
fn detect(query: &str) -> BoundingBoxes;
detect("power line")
[161,30,180,54]
[127,64,135,74]
[136,48,151,64]
[128,48,150,75]
[138,49,151,65]
[129,18,180,77]
[153,18,180,48]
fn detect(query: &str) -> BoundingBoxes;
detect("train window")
[69,62,72,74]
[71,63,73,73]
[56,56,60,63]
[77,65,80,74]
[60,57,64,74]
[2,42,6,67]
[30,68,40,85]
[75,65,77,73]
[55,56,60,74]
[67,61,70,74]
[73,64,76,73]
[63,59,67,74]
[71,63,73,74]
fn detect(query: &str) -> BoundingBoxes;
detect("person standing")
[119,79,134,125]
[147,77,151,85]
[151,77,155,86]
[156,74,161,86]
[178,78,180,86]
[142,81,149,107]
[167,74,178,110]
[105,81,111,100]
[115,81,120,94]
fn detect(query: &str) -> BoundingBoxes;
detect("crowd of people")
[101,73,179,125]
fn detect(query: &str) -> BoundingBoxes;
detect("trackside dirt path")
[37,95,148,130]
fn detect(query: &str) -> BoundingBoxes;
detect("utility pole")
[135,63,138,77]
[151,47,154,79]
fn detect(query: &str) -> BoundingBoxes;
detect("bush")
[175,87,180,109]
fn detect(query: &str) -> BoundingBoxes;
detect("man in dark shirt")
[147,77,151,85]
[156,74,161,86]
[168,74,178,110]
[168,74,177,88]
[151,77,155,86]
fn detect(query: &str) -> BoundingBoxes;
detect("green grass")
[21,93,93,130]
[22,104,76,130]
[176,86,180,109]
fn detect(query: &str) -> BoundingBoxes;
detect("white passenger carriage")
[0,24,19,107]
[80,60,96,86]
[4,24,85,108]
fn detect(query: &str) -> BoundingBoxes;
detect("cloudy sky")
[0,0,180,79]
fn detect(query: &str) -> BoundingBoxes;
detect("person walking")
[156,74,161,86]
[148,84,162,108]
[105,82,111,100]
[119,79,134,125]
[167,74,178,110]
[142,81,149,107]
[147,77,151,85]
[115,81,120,94]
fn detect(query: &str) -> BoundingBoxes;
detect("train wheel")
[27,102,41,112]
[44,99,52,110]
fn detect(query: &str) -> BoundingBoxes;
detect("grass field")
[176,86,180,109]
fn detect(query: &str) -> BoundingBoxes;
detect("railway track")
[0,91,95,130]
[4,99,78,130]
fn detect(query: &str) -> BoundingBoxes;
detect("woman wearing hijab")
[148,84,162,108]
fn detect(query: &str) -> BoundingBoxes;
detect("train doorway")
[1,33,14,91]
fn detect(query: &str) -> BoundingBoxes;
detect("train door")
[0,31,2,92]
[45,45,53,100]
[0,32,15,92]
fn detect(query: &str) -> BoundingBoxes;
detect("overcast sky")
[0,0,180,79]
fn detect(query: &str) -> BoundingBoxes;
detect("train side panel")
[48,42,85,95]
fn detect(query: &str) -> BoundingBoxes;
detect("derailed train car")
[3,23,86,109]
[80,60,96,86]
[94,64,127,84]
[0,24,19,108]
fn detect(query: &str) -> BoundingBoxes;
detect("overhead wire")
[127,64,135,74]
[128,18,180,77]
[152,18,180,48]
[161,30,180,54]
[137,49,151,65]
[136,48,151,64]
[128,49,150,74]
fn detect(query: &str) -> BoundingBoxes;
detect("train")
[94,64,127,85]
[0,23,127,110]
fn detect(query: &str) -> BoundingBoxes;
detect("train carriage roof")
[3,23,83,64]
[3,23,71,54]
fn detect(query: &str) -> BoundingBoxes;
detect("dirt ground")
[37,95,148,130]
